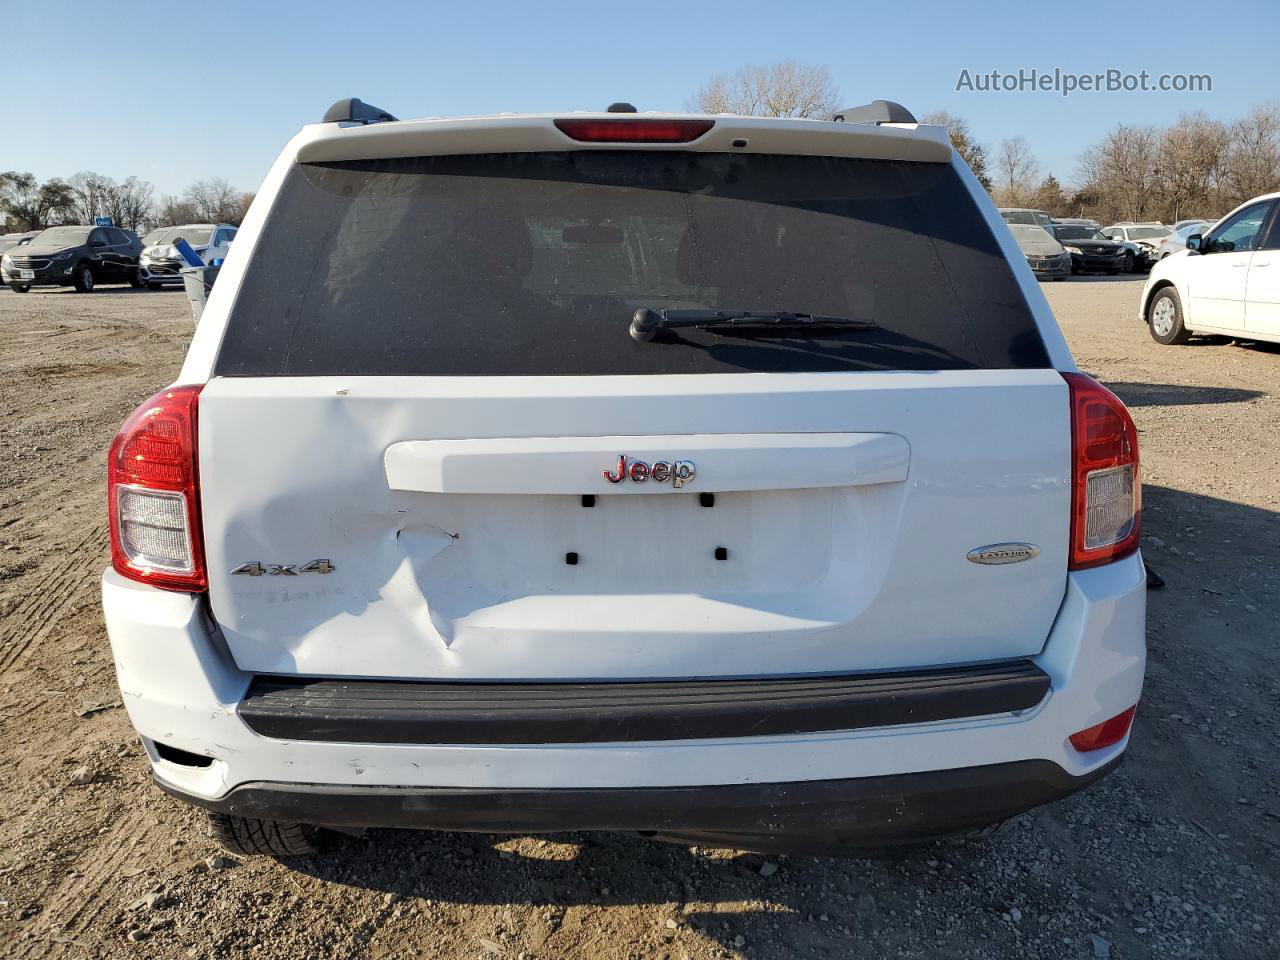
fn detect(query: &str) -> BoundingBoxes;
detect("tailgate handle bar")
[384,433,909,495]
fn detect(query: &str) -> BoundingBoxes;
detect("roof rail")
[322,98,398,125]
[830,100,916,125]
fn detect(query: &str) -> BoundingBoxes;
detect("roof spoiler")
[830,100,916,125]
[322,98,398,125]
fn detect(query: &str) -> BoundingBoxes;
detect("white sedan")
[1139,192,1280,345]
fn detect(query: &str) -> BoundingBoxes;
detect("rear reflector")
[554,119,714,143]
[1063,372,1140,569]
[1069,705,1137,751]
[107,385,206,592]
[117,487,193,572]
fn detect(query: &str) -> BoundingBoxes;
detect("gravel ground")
[0,277,1276,960]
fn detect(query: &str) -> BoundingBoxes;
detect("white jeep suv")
[102,98,1146,857]
[1140,193,1280,345]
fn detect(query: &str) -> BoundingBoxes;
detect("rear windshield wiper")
[629,308,877,342]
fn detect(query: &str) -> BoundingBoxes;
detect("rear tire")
[128,269,144,288]
[8,283,30,293]
[72,263,95,293]
[206,812,325,857]
[1147,287,1191,345]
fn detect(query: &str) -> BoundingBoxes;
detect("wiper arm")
[630,308,877,342]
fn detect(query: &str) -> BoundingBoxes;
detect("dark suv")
[1,225,144,293]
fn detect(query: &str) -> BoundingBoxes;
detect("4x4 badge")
[603,456,696,488]
[231,559,335,576]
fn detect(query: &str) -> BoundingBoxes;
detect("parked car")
[1140,192,1280,345]
[1052,224,1127,275]
[139,223,238,289]
[1155,220,1212,260]
[0,231,38,255]
[1,224,143,292]
[1101,223,1172,272]
[102,97,1145,858]
[1009,223,1071,280]
[999,207,1055,233]
[1172,218,1215,232]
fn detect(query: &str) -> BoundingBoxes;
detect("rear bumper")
[102,552,1146,844]
[156,756,1120,852]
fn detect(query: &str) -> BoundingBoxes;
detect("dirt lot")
[1,278,1277,960]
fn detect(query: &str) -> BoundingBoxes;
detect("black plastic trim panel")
[157,757,1118,853]
[238,661,1050,745]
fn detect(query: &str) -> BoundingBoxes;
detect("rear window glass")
[1000,210,1037,225]
[1127,226,1171,240]
[1054,225,1098,240]
[215,152,1047,376]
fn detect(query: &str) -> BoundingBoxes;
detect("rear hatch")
[197,125,1070,680]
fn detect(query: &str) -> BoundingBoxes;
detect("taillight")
[1064,372,1140,570]
[1069,705,1137,752]
[107,385,206,592]
[553,118,714,143]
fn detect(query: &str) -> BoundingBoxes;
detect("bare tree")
[0,172,75,230]
[105,177,155,232]
[995,137,1039,206]
[692,62,838,119]
[234,192,255,226]
[67,171,115,225]
[7,169,247,232]
[1156,112,1226,221]
[155,195,201,227]
[66,172,155,231]
[921,111,992,191]
[184,178,242,224]
[1079,124,1161,222]
[1075,147,1120,224]
[1220,102,1280,207]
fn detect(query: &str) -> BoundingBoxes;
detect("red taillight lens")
[553,119,715,143]
[1064,372,1140,570]
[107,385,206,592]
[1069,705,1137,752]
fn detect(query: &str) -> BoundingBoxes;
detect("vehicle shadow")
[1065,274,1147,283]
[1234,338,1280,356]
[265,482,1278,959]
[35,286,175,296]
[1104,381,1264,406]
[1162,334,1280,353]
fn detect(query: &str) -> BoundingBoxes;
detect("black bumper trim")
[238,661,1050,745]
[157,757,1119,852]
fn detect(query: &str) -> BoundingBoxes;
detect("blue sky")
[6,0,1276,198]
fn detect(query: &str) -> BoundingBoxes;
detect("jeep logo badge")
[967,543,1040,565]
[604,455,696,488]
